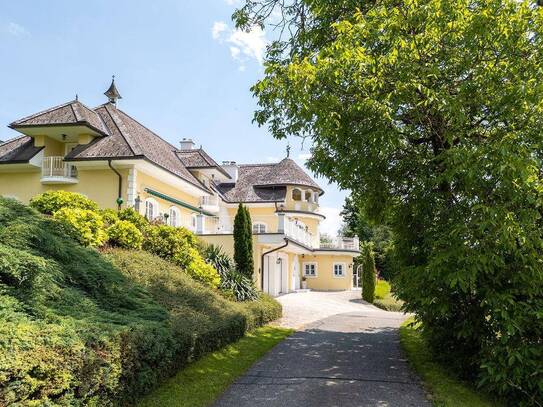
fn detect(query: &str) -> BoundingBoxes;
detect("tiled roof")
[176,148,231,178]
[65,103,208,192]
[10,100,109,136]
[216,158,322,203]
[0,136,42,163]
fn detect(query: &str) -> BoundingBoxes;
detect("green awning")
[144,188,215,216]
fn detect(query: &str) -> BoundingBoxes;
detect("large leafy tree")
[235,0,543,403]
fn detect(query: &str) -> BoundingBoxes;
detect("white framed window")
[169,206,180,227]
[333,262,346,278]
[292,188,302,201]
[252,222,267,234]
[144,198,158,220]
[303,262,317,277]
[304,190,312,202]
[190,214,197,231]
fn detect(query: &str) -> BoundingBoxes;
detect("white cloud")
[4,22,29,37]
[224,0,242,5]
[298,153,311,161]
[211,20,268,70]
[319,207,344,237]
[265,156,279,162]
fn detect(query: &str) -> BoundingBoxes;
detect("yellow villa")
[0,80,360,296]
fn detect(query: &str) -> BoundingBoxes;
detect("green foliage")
[30,190,98,214]
[100,208,119,226]
[143,225,220,287]
[373,280,404,312]
[233,204,253,279]
[138,326,293,407]
[400,318,502,407]
[203,245,259,301]
[361,243,376,303]
[341,196,395,280]
[237,0,543,403]
[0,197,281,406]
[107,220,143,249]
[118,207,149,231]
[53,207,107,247]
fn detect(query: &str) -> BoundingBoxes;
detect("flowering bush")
[30,191,98,215]
[53,208,107,247]
[107,220,143,249]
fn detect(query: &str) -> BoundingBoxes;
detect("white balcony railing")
[41,156,78,183]
[199,195,220,208]
[282,216,314,247]
[320,236,360,251]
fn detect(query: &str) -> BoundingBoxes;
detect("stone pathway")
[213,291,431,407]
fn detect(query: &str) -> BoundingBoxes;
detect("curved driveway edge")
[213,291,431,407]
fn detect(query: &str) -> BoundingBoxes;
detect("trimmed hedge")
[53,207,108,247]
[0,197,281,406]
[107,220,143,249]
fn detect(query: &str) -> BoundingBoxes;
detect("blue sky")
[0,0,347,234]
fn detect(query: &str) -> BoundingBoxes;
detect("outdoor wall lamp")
[276,258,282,264]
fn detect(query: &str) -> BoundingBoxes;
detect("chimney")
[222,161,239,182]
[179,138,195,150]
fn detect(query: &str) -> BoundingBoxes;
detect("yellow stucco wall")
[300,253,354,291]
[0,168,128,209]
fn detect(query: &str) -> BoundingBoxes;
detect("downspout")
[260,238,289,291]
[108,160,123,210]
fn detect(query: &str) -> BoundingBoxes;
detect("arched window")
[252,222,267,234]
[190,214,197,231]
[144,198,158,220]
[305,190,312,202]
[169,206,180,227]
[313,192,319,203]
[292,188,302,201]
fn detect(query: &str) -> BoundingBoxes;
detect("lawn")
[400,319,502,407]
[138,325,293,407]
[373,279,404,311]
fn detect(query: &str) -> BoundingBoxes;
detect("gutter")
[144,187,215,216]
[108,160,123,210]
[260,238,289,291]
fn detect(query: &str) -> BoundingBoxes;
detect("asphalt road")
[213,291,431,407]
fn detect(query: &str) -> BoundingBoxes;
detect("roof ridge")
[69,102,81,122]
[10,99,77,126]
[239,163,277,167]
[0,134,27,147]
[101,104,137,155]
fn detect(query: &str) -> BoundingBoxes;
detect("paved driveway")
[214,291,430,407]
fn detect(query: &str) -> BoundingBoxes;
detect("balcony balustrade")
[41,156,78,184]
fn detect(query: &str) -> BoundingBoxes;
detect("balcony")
[199,195,220,214]
[41,156,78,184]
[320,236,360,251]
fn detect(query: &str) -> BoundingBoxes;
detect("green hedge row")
[0,197,281,406]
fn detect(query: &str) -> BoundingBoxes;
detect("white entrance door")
[263,252,289,297]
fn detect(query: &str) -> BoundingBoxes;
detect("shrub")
[0,197,282,406]
[53,207,107,247]
[203,244,259,301]
[107,220,143,249]
[233,203,253,279]
[99,208,119,226]
[30,190,98,214]
[143,225,220,287]
[118,207,148,231]
[361,243,376,303]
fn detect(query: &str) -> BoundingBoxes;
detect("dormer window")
[292,188,302,201]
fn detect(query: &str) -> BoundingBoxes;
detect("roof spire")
[286,142,291,158]
[104,75,122,105]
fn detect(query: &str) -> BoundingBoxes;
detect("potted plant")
[301,276,308,289]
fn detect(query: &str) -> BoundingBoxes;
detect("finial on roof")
[104,75,122,105]
[75,94,78,101]
[286,143,291,158]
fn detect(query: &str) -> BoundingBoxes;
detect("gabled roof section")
[9,100,110,136]
[65,103,209,193]
[216,158,322,203]
[0,136,42,164]
[176,148,231,178]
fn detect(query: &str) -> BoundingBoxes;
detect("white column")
[196,214,205,234]
[127,167,137,207]
[277,212,286,234]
